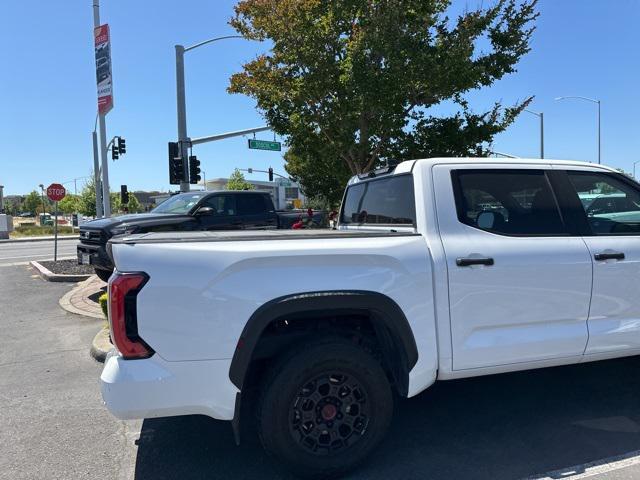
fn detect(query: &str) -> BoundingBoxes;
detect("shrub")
[99,293,108,318]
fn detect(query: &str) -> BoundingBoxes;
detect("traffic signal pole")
[175,45,190,193]
[93,0,111,217]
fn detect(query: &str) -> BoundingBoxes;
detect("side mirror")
[195,206,214,216]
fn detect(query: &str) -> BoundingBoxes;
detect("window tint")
[341,175,415,225]
[237,194,268,216]
[453,170,566,235]
[567,171,640,235]
[202,195,236,216]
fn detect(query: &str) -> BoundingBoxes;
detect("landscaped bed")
[39,259,94,275]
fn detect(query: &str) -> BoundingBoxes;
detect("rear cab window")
[237,194,271,216]
[340,175,416,226]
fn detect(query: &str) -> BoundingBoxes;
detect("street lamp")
[633,161,640,180]
[555,96,601,164]
[38,184,46,222]
[175,35,245,193]
[524,109,544,159]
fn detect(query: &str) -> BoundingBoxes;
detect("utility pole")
[92,127,103,218]
[93,0,111,216]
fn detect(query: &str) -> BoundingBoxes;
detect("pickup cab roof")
[347,157,618,186]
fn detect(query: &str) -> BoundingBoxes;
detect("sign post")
[46,184,66,262]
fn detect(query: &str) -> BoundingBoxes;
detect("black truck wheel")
[258,338,393,479]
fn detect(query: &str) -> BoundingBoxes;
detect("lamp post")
[555,96,601,164]
[524,109,544,158]
[175,35,244,192]
[38,184,46,216]
[633,161,640,180]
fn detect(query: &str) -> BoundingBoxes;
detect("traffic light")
[189,155,201,184]
[111,144,119,160]
[118,137,126,154]
[120,185,129,205]
[268,167,274,182]
[168,142,184,185]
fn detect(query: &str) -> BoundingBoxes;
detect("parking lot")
[1,263,639,480]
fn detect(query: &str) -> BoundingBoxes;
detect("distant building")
[202,178,305,210]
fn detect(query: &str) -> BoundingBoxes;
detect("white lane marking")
[525,450,640,479]
[0,252,77,261]
[0,256,76,267]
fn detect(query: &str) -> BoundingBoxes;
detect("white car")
[101,158,640,478]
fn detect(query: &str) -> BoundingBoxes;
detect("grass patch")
[10,225,77,238]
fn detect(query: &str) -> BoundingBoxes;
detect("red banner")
[94,24,113,115]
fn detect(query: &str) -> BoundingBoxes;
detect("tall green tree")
[58,194,80,214]
[229,0,538,199]
[23,191,42,214]
[226,169,254,190]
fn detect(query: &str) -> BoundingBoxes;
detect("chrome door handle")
[594,252,625,261]
[456,257,494,267]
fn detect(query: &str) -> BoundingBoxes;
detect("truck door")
[563,169,640,354]
[237,193,277,230]
[197,194,242,230]
[432,165,592,370]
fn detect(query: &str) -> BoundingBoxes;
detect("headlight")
[110,225,139,237]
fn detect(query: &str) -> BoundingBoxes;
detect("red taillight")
[108,272,153,359]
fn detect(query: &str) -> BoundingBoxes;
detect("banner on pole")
[94,24,113,115]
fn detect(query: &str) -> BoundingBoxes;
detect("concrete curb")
[58,276,105,319]
[0,235,78,244]
[31,260,92,283]
[90,327,113,363]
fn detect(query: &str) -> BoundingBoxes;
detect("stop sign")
[46,183,66,202]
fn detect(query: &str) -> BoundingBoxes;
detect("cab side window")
[452,170,567,236]
[203,195,236,216]
[567,171,640,235]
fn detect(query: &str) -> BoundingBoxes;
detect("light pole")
[38,184,46,221]
[524,109,544,158]
[555,96,601,164]
[175,35,244,193]
[633,161,640,180]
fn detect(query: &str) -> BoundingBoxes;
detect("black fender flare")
[228,290,418,396]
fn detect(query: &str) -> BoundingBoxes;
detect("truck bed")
[109,229,420,245]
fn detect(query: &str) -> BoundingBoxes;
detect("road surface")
[0,238,79,266]
[2,263,640,479]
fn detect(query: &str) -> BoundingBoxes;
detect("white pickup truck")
[101,158,640,478]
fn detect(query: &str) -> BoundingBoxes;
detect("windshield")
[151,193,205,214]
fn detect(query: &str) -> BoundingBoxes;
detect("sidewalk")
[0,235,78,244]
[59,275,106,319]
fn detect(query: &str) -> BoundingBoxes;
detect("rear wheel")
[94,268,113,283]
[258,338,393,479]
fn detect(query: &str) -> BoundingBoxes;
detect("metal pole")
[54,201,58,262]
[92,130,103,217]
[597,100,601,164]
[93,0,111,216]
[539,112,544,159]
[175,45,190,192]
[0,185,4,214]
[203,170,206,190]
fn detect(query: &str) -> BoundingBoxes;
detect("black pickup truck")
[78,190,283,281]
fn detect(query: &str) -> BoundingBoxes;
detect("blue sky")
[1,0,639,195]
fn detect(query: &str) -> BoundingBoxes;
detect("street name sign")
[46,184,66,202]
[248,139,281,151]
[94,24,113,115]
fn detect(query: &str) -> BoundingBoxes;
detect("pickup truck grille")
[79,229,104,244]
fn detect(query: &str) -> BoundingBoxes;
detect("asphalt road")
[2,263,640,480]
[0,238,79,266]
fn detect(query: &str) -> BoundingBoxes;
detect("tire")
[94,268,113,283]
[258,337,393,479]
